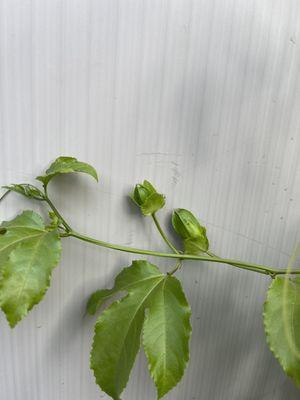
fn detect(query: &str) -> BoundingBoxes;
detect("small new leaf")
[3,184,45,200]
[89,260,191,400]
[36,156,98,186]
[264,276,300,387]
[0,211,61,327]
[47,211,61,230]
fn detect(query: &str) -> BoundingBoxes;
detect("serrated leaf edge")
[90,276,165,400]
[0,231,62,327]
[142,275,192,399]
[262,277,300,386]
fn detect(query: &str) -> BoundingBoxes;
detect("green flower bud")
[172,209,202,239]
[172,208,209,254]
[131,180,165,216]
[133,181,155,206]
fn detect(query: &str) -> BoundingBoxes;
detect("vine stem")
[0,190,11,203]
[205,250,268,275]
[67,230,300,277]
[151,213,180,254]
[168,260,182,275]
[151,213,182,274]
[41,191,300,277]
[43,187,72,232]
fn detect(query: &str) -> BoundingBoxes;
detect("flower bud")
[131,180,165,216]
[133,181,155,206]
[172,208,209,254]
[172,209,203,239]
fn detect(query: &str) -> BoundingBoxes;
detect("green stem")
[44,188,72,232]
[43,191,299,277]
[168,260,182,275]
[151,213,181,275]
[152,213,180,254]
[67,230,300,277]
[0,190,11,203]
[205,250,267,275]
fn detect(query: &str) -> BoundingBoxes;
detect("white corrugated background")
[0,1,299,399]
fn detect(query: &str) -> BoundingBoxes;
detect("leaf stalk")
[43,187,72,232]
[151,213,180,254]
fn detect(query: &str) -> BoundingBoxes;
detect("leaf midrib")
[2,225,43,231]
[113,275,165,395]
[117,274,163,294]
[91,274,163,313]
[160,277,168,388]
[152,276,174,392]
[0,231,45,255]
[14,232,48,307]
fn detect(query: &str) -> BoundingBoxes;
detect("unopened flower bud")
[172,209,203,239]
[133,181,155,206]
[131,180,165,216]
[172,208,209,254]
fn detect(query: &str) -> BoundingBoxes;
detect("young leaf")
[0,211,61,327]
[90,260,165,400]
[36,156,98,186]
[264,276,300,386]
[3,184,45,200]
[47,211,61,230]
[143,275,192,399]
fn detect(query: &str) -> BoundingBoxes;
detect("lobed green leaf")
[90,261,164,399]
[91,283,163,400]
[89,260,191,399]
[87,260,162,315]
